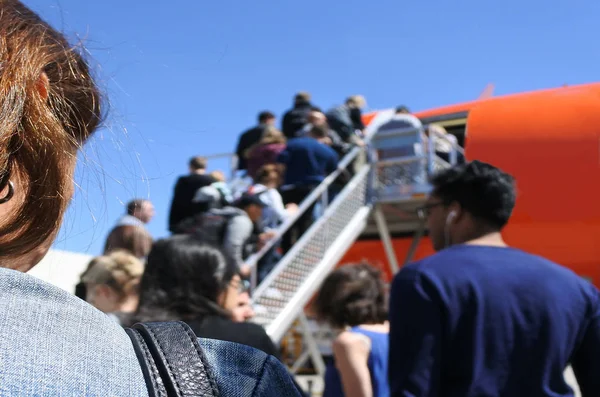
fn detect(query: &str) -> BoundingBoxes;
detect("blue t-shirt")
[323,327,390,397]
[389,244,600,397]
[277,137,338,187]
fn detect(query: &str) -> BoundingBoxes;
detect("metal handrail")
[243,110,401,290]
[198,152,239,180]
[202,152,235,160]
[428,128,465,156]
[245,144,364,274]
[251,164,372,309]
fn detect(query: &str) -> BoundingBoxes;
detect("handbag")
[126,321,220,397]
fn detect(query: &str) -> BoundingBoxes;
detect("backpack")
[282,106,311,139]
[126,321,219,396]
[174,208,239,247]
[326,106,354,142]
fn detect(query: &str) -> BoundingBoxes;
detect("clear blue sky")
[26,0,600,255]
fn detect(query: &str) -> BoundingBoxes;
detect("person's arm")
[388,266,443,397]
[570,285,600,396]
[267,189,288,223]
[332,331,373,397]
[281,112,292,138]
[326,149,339,174]
[235,131,251,171]
[223,215,253,268]
[168,178,184,230]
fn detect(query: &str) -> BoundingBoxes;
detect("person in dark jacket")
[130,236,274,353]
[235,111,276,172]
[129,236,308,396]
[281,92,313,140]
[168,156,216,233]
[326,95,367,144]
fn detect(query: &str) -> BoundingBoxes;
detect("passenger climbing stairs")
[242,110,463,373]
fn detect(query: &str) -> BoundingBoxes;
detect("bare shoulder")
[333,330,370,354]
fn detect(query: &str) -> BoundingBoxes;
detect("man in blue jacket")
[389,160,600,397]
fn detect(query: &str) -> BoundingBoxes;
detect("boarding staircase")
[239,110,463,373]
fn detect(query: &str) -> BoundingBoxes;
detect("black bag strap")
[126,321,220,397]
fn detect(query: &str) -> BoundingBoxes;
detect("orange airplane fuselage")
[341,83,600,287]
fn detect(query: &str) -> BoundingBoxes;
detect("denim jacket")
[0,267,301,396]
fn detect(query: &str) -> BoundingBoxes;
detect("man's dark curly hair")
[430,160,516,230]
[313,263,388,328]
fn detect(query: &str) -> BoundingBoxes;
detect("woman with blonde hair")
[0,2,302,395]
[81,250,144,323]
[246,126,287,180]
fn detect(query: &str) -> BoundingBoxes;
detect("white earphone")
[446,210,457,226]
[444,210,457,248]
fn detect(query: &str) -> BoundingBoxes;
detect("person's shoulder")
[322,143,339,158]
[333,330,370,353]
[285,137,304,147]
[197,338,303,396]
[241,125,259,135]
[394,260,431,284]
[0,268,148,395]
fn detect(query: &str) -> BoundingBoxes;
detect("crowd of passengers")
[90,90,471,397]
[101,94,464,289]
[6,2,598,396]
[165,92,373,284]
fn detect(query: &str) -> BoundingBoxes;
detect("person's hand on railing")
[285,203,299,215]
[257,231,277,250]
[351,136,365,147]
[240,264,252,278]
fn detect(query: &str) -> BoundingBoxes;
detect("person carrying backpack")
[281,92,314,139]
[177,193,268,276]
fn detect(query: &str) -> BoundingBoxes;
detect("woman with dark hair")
[0,2,302,394]
[131,234,279,357]
[313,263,390,397]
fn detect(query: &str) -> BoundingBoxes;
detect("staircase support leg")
[298,313,326,377]
[290,350,311,374]
[373,205,400,274]
[403,221,425,265]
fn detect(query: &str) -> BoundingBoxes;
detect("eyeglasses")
[230,279,250,294]
[416,201,446,219]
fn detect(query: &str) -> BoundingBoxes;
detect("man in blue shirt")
[389,160,600,397]
[277,125,338,252]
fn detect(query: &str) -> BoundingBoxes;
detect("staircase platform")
[361,196,428,237]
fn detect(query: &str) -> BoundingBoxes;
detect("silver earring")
[0,181,14,204]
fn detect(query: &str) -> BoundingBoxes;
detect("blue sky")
[26,0,600,255]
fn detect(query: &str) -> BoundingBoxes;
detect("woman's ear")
[216,289,227,307]
[36,72,49,100]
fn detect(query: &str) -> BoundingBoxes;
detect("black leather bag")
[126,321,220,397]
